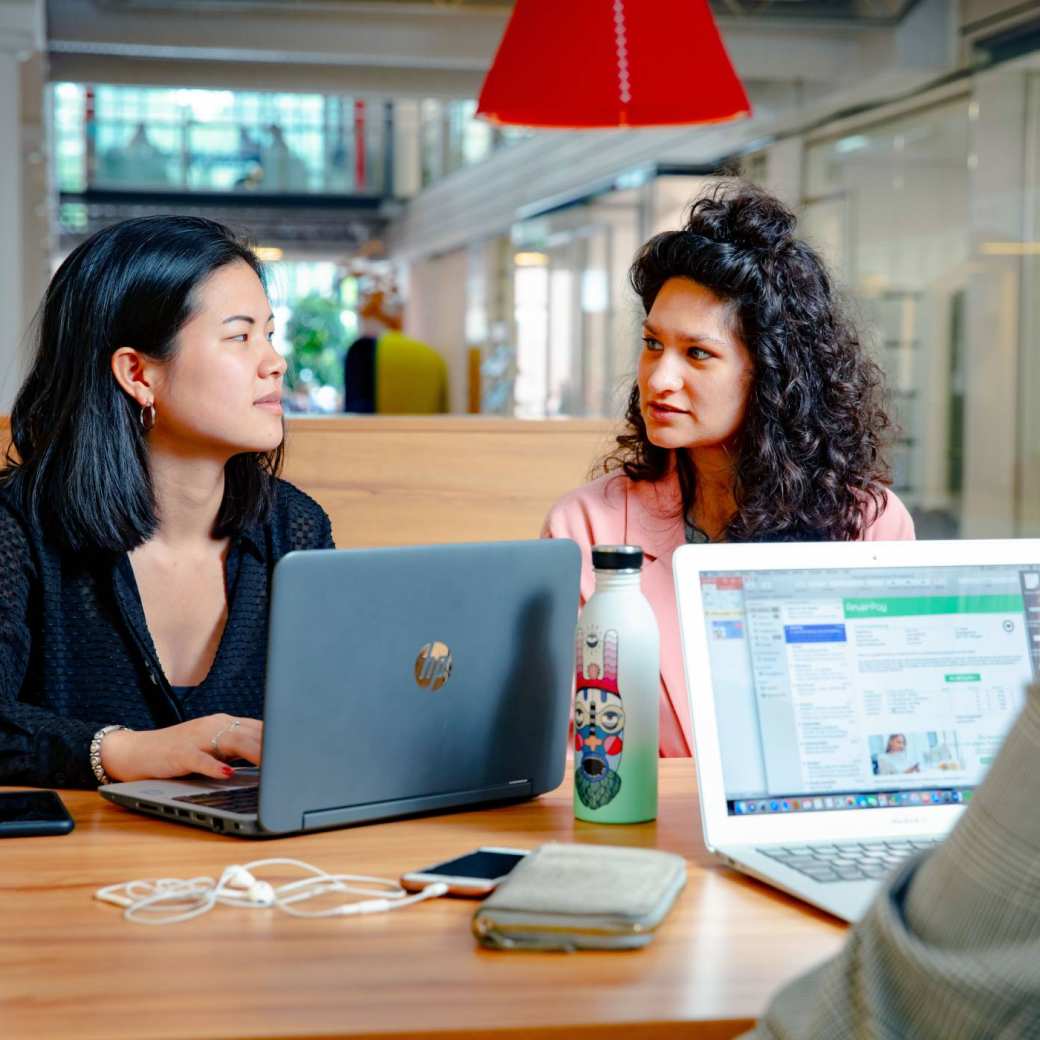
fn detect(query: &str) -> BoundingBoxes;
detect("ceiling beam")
[46,0,502,93]
[47,0,898,94]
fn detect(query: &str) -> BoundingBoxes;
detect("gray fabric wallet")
[471,841,687,951]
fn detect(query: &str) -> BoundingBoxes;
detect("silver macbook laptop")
[101,539,581,837]
[673,539,1040,921]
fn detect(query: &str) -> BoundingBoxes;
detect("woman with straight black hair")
[0,215,333,788]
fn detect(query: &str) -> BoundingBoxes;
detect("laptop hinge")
[301,780,533,830]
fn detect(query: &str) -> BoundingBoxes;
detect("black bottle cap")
[591,544,644,571]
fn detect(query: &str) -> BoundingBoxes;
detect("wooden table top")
[1,760,846,1040]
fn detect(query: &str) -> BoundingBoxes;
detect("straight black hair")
[1,215,284,554]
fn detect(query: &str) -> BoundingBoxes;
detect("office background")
[2,0,1039,540]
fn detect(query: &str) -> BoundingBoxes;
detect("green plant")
[284,293,347,393]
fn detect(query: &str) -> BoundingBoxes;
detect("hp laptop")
[101,539,581,837]
[673,539,1040,921]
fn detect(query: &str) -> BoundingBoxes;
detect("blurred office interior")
[2,0,1040,537]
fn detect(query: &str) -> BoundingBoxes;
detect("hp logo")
[414,641,453,691]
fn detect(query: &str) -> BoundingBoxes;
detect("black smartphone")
[0,790,75,837]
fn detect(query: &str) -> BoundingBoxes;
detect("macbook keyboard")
[174,787,259,815]
[758,838,940,883]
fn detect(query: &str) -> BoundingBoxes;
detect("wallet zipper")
[473,916,661,938]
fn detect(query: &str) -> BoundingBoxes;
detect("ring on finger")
[211,718,241,755]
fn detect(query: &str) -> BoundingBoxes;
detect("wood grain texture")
[0,416,616,548]
[280,417,616,547]
[0,761,846,1040]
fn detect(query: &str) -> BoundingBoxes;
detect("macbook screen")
[697,564,1040,816]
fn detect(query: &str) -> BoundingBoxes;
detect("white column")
[391,99,422,200]
[0,0,47,413]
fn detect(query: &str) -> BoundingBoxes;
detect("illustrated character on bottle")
[574,627,625,810]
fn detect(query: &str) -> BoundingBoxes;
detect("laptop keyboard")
[758,839,940,883]
[174,787,259,815]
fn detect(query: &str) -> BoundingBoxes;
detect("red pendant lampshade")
[477,0,751,129]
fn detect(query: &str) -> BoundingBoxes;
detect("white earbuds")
[222,865,276,907]
[95,858,448,926]
[224,864,257,889]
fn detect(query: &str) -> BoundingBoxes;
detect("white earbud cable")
[95,857,448,925]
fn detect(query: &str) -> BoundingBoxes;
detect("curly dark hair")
[603,181,892,542]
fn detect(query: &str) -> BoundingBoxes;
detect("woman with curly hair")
[542,182,914,756]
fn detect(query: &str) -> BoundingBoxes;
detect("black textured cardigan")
[0,478,334,787]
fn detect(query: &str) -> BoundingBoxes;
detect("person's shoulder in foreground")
[742,681,1040,1040]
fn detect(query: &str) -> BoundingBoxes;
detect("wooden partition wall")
[0,416,618,547]
[283,417,616,546]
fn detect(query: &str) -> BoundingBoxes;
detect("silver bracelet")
[89,725,130,786]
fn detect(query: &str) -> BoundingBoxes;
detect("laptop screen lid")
[674,539,1040,851]
[257,539,581,834]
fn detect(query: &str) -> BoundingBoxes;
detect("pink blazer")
[542,471,915,757]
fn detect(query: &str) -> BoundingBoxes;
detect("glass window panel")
[51,84,86,192]
[58,83,373,196]
[803,97,971,537]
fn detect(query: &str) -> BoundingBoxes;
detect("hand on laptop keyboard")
[100,714,263,783]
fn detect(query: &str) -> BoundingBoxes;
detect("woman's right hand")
[100,714,263,783]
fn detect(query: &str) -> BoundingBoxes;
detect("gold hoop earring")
[139,403,156,431]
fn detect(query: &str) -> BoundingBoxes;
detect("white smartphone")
[400,846,529,897]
